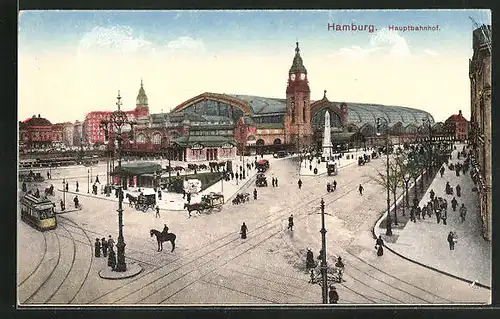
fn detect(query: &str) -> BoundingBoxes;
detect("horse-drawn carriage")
[127,192,156,212]
[232,193,250,205]
[184,192,225,216]
[255,173,268,187]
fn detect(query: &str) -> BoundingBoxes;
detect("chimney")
[459,110,462,116]
[38,114,41,118]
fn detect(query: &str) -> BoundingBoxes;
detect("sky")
[18,9,491,123]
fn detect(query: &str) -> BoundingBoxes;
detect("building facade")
[469,24,492,241]
[445,110,469,142]
[84,81,150,145]
[19,114,64,150]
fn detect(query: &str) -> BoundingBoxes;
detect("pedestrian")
[240,222,248,239]
[272,177,275,187]
[375,235,384,256]
[459,204,467,222]
[421,205,427,220]
[306,248,315,269]
[440,166,445,178]
[47,171,50,180]
[231,172,234,180]
[107,235,115,253]
[108,245,116,270]
[95,238,101,257]
[66,183,69,192]
[95,175,100,184]
[436,208,441,224]
[187,192,191,204]
[358,184,364,196]
[275,177,278,187]
[101,237,108,257]
[235,172,239,180]
[328,285,339,304]
[416,206,421,220]
[253,188,257,200]
[76,181,79,192]
[73,195,79,208]
[60,199,65,211]
[35,188,40,198]
[410,208,416,223]
[447,231,455,250]
[155,205,160,218]
[442,210,447,225]
[456,184,461,197]
[298,179,302,189]
[22,182,27,193]
[158,190,162,201]
[430,189,435,201]
[333,180,337,191]
[288,214,294,231]
[451,197,458,212]
[327,182,331,193]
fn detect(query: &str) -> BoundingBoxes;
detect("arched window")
[152,133,162,144]
[136,133,146,143]
[303,101,307,123]
[273,138,281,145]
[256,139,265,146]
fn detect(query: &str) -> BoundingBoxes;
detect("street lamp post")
[100,91,137,273]
[377,117,392,236]
[320,198,328,304]
[87,169,90,193]
[62,179,66,208]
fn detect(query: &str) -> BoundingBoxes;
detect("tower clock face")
[300,73,306,80]
[290,74,296,81]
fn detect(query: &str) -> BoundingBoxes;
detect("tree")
[371,157,404,225]
[405,151,424,207]
[394,154,413,216]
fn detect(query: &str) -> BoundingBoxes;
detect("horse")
[126,194,137,208]
[44,186,54,196]
[150,229,176,252]
[184,203,202,217]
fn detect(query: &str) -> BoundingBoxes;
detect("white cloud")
[369,28,411,57]
[165,36,206,52]
[333,46,381,60]
[423,49,439,56]
[78,25,152,54]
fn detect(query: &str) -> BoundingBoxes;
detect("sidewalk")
[374,143,491,288]
[57,157,259,212]
[299,150,361,176]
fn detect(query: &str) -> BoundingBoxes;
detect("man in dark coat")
[107,235,115,253]
[451,197,458,211]
[240,222,248,239]
[95,175,100,184]
[76,181,79,192]
[298,179,302,189]
[272,177,275,187]
[155,206,160,218]
[66,183,69,192]
[101,238,108,257]
[275,177,278,187]
[288,214,294,231]
[187,192,192,204]
[375,235,384,256]
[440,166,445,178]
[328,285,339,304]
[333,180,337,191]
[447,231,455,250]
[306,248,315,268]
[158,189,162,201]
[253,188,257,200]
[358,184,364,196]
[95,238,101,257]
[60,199,65,211]
[456,184,461,197]
[22,182,27,192]
[73,195,79,208]
[108,246,116,270]
[35,188,40,198]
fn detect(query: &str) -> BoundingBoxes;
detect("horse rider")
[162,224,169,235]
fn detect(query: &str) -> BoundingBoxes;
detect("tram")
[20,194,57,231]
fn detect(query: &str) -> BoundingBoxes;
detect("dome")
[24,115,52,127]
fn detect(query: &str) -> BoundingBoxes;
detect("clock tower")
[284,42,312,149]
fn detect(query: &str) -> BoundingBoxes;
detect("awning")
[112,162,162,176]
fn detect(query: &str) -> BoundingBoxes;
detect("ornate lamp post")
[319,198,328,304]
[376,117,392,236]
[100,91,137,273]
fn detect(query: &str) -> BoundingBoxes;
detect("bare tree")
[371,158,404,225]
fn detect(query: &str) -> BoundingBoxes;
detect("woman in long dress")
[375,235,384,256]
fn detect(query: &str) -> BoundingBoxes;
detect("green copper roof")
[289,42,307,75]
[136,79,148,106]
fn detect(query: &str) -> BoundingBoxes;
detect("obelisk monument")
[322,111,333,161]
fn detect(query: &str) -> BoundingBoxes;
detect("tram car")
[20,194,57,231]
[327,161,338,176]
[255,159,270,173]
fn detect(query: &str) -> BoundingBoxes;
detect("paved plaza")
[18,149,490,305]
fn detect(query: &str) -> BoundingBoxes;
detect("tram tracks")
[87,162,382,304]
[18,231,48,287]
